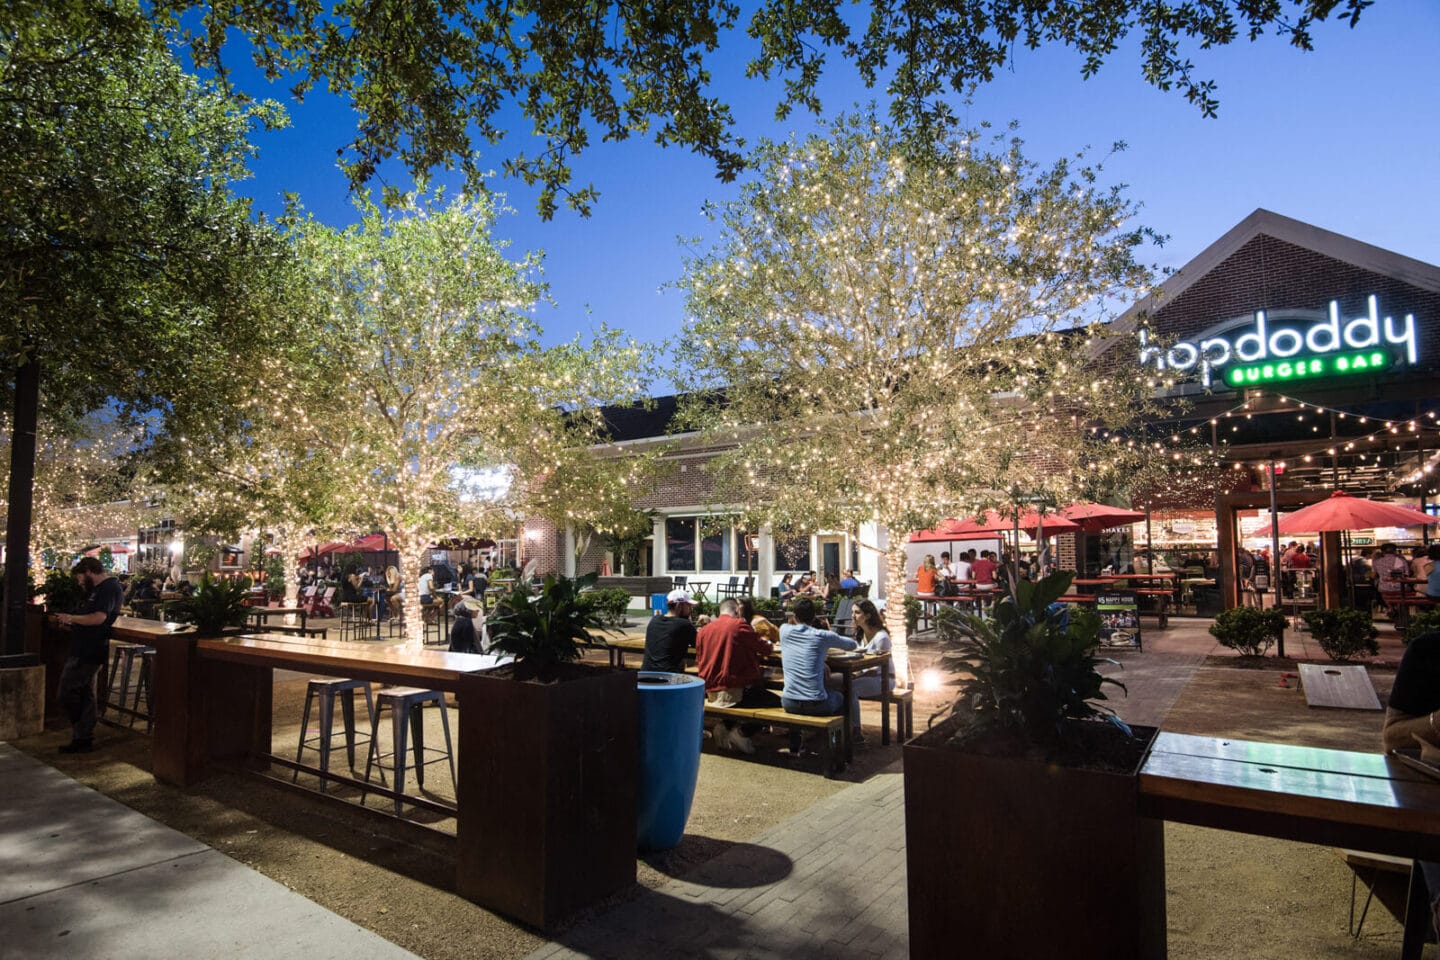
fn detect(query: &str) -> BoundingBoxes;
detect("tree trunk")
[884,543,910,688]
[272,527,308,622]
[2,355,41,663]
[392,530,428,652]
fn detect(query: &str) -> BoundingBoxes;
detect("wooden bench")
[1135,588,1172,628]
[862,687,913,742]
[1334,848,1419,940]
[702,703,845,777]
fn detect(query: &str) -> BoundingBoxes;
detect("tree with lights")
[675,111,1195,681]
[0,0,287,656]
[283,192,650,649]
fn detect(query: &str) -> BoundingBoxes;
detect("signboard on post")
[1097,591,1141,649]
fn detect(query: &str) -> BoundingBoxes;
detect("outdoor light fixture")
[917,668,943,693]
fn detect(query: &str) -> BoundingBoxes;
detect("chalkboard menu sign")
[1097,591,1141,649]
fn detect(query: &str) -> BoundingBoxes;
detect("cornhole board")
[1298,663,1382,710]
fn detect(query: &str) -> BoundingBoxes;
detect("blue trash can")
[650,592,667,617]
[635,671,706,851]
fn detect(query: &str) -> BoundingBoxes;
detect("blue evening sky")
[231,1,1440,378]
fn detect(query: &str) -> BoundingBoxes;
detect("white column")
[861,522,887,603]
[653,515,668,578]
[757,526,775,599]
[563,523,577,579]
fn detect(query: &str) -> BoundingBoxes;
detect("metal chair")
[362,687,455,815]
[295,677,377,793]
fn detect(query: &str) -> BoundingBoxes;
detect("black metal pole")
[2,356,41,665]
[374,532,388,640]
[1268,458,1285,659]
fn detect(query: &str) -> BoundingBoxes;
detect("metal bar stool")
[105,641,155,718]
[295,678,377,793]
[362,687,455,814]
[338,601,370,641]
[132,648,157,732]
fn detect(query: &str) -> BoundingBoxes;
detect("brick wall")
[521,518,563,576]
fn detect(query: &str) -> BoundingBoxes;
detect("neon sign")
[1138,295,1418,387]
[1222,350,1391,388]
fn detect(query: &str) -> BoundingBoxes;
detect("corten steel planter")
[456,664,638,931]
[903,716,1166,960]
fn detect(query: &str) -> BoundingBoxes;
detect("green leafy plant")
[904,596,923,632]
[1209,606,1286,657]
[1303,608,1379,661]
[170,573,254,635]
[945,571,1126,745]
[1404,609,1440,643]
[487,573,609,681]
[580,587,632,627]
[40,569,84,612]
[935,604,968,645]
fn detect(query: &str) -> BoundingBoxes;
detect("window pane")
[701,529,731,571]
[773,537,810,571]
[666,517,696,571]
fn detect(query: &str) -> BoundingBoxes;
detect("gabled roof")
[1111,208,1440,335]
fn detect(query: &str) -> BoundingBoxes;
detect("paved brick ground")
[528,762,909,960]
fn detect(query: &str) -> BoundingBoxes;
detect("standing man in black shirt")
[642,588,696,673]
[53,557,124,753]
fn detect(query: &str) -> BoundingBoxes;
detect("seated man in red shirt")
[696,598,778,754]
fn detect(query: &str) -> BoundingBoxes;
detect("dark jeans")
[719,684,781,736]
[782,691,845,751]
[58,657,102,742]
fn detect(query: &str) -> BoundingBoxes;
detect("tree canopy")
[0,0,288,415]
[150,0,1376,218]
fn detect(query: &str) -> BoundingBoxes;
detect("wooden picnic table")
[1139,732,1440,959]
[247,605,308,631]
[604,636,896,758]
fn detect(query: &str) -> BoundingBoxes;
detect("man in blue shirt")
[53,557,124,753]
[779,598,857,752]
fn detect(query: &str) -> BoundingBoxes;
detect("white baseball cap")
[666,588,695,605]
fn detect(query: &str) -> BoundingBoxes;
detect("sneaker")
[728,729,756,755]
[712,721,731,752]
[58,740,93,754]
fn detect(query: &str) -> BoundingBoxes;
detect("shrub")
[581,587,632,627]
[1302,608,1379,661]
[904,596,923,632]
[751,597,783,619]
[935,604,968,644]
[1404,608,1440,643]
[1209,606,1286,657]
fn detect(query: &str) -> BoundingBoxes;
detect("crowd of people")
[641,586,892,756]
[913,547,1050,598]
[776,569,869,604]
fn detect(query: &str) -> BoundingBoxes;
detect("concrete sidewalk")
[529,766,908,960]
[0,743,419,960]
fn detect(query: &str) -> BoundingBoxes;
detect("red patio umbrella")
[347,533,392,553]
[911,511,1081,541]
[1058,501,1147,534]
[1275,491,1437,535]
[297,541,348,560]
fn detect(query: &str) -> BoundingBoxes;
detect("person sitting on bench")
[696,599,777,755]
[779,598,857,754]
